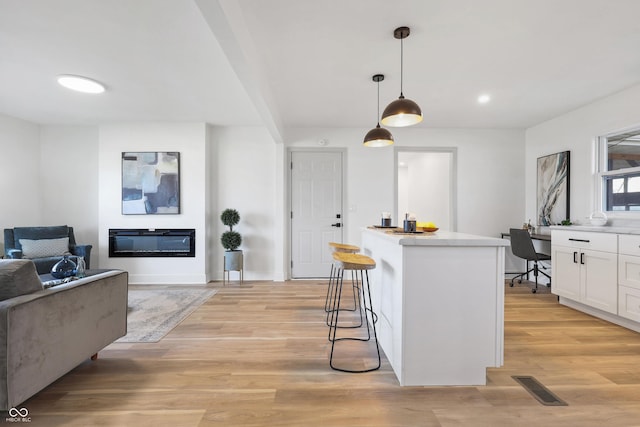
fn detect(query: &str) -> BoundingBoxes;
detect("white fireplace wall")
[98,122,210,284]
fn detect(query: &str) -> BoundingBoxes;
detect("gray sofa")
[0,259,128,410]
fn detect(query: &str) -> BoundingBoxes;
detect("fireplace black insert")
[109,229,195,257]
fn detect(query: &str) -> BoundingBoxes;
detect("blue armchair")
[3,225,92,275]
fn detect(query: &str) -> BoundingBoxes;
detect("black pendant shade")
[363,74,394,147]
[381,26,423,127]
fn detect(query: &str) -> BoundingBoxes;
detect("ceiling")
[2,0,640,141]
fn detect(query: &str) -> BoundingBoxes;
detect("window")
[599,129,640,212]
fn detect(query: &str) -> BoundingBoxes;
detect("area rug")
[117,288,217,343]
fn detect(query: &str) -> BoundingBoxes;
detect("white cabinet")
[619,285,640,322]
[618,235,640,321]
[551,245,581,299]
[551,230,618,314]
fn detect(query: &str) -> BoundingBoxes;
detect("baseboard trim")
[559,297,640,333]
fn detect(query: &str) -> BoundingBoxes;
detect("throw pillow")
[0,259,44,301]
[19,237,70,258]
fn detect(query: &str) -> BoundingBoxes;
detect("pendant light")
[381,26,423,127]
[363,74,394,147]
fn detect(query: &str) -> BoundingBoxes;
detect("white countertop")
[550,225,640,235]
[364,227,509,247]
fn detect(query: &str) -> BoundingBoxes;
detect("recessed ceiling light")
[57,75,106,94]
[477,94,491,104]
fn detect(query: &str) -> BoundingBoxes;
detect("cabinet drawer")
[619,234,640,256]
[552,230,617,253]
[619,254,640,289]
[619,285,640,322]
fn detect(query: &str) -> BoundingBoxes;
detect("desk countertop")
[501,231,551,241]
[550,225,640,235]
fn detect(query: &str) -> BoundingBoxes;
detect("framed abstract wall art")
[121,152,180,215]
[537,150,570,226]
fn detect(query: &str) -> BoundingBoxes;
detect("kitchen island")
[361,227,508,386]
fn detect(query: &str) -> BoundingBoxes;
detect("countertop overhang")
[364,227,509,247]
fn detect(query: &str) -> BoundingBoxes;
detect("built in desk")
[501,231,551,281]
[500,232,551,242]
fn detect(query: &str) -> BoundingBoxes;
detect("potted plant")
[221,208,243,272]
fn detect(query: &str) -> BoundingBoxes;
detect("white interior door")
[291,151,343,278]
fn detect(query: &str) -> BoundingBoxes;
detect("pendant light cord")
[400,37,404,97]
[377,79,381,126]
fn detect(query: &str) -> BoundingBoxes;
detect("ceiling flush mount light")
[381,26,423,127]
[363,74,394,147]
[478,94,491,104]
[57,74,106,94]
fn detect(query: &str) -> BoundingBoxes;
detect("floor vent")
[512,375,568,406]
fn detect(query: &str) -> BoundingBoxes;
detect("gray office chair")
[509,228,551,293]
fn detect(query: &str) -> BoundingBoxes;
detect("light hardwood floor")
[17,280,640,426]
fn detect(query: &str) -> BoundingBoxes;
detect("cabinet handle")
[580,252,585,265]
[573,251,578,263]
[569,238,590,243]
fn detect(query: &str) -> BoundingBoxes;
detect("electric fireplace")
[109,229,195,257]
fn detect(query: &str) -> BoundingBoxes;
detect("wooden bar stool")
[328,242,360,252]
[325,242,360,317]
[328,252,381,373]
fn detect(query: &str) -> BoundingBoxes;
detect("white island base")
[361,228,508,386]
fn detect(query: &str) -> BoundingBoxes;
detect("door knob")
[331,223,342,228]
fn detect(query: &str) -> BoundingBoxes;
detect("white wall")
[39,126,99,266]
[1,112,526,282]
[0,114,43,251]
[398,151,452,230]
[0,119,101,268]
[286,127,525,251]
[211,126,277,280]
[525,82,640,227]
[0,116,280,283]
[398,165,409,223]
[98,123,211,284]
